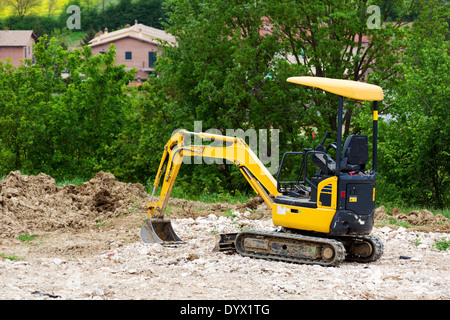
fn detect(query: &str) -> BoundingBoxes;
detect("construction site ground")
[0,171,448,301]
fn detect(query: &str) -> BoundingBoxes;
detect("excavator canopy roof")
[287,76,383,101]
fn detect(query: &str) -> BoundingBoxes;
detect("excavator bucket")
[140,218,184,244]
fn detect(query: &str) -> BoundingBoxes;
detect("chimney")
[104,27,108,33]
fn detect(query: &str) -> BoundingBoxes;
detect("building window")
[24,47,27,58]
[125,51,132,60]
[149,52,157,67]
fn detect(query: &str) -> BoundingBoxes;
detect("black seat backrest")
[342,135,368,166]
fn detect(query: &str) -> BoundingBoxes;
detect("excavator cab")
[273,76,382,236]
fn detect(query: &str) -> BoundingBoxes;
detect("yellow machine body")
[272,177,337,233]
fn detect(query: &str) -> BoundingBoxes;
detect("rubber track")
[234,230,346,266]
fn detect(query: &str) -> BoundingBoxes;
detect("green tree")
[104,76,183,183]
[46,42,135,179]
[0,36,135,180]
[2,0,42,20]
[0,58,50,173]
[376,0,450,208]
[267,0,412,137]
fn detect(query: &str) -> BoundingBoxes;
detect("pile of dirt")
[0,171,148,239]
[375,206,450,233]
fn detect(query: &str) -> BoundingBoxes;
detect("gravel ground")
[0,171,448,303]
[0,214,448,301]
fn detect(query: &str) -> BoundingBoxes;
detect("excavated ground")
[0,171,448,300]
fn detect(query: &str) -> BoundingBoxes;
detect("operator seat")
[312,134,368,175]
[342,134,368,171]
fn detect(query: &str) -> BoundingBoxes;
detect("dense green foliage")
[0,0,166,37]
[379,39,449,208]
[375,0,450,208]
[0,0,448,209]
[0,36,135,180]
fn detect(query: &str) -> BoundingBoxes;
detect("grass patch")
[18,233,39,243]
[382,217,412,228]
[69,31,86,42]
[17,233,42,247]
[0,253,24,261]
[433,238,450,251]
[55,176,87,186]
[0,1,66,16]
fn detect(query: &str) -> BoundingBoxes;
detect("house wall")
[90,37,159,80]
[0,37,35,66]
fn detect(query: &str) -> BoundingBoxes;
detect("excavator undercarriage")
[213,230,383,266]
[140,77,385,266]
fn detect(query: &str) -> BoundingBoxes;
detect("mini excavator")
[140,76,384,266]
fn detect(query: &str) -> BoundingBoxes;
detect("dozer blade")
[141,218,185,244]
[212,233,238,252]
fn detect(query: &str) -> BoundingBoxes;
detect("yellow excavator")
[140,76,384,266]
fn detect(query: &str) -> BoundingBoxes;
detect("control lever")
[315,131,330,152]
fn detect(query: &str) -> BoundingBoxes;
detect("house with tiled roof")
[0,30,38,66]
[89,21,177,80]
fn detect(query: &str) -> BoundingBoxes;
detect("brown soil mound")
[237,195,265,210]
[375,205,450,233]
[0,171,148,239]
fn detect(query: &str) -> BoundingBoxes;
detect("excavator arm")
[146,129,281,219]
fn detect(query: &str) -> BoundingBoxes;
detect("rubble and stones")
[0,172,448,300]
